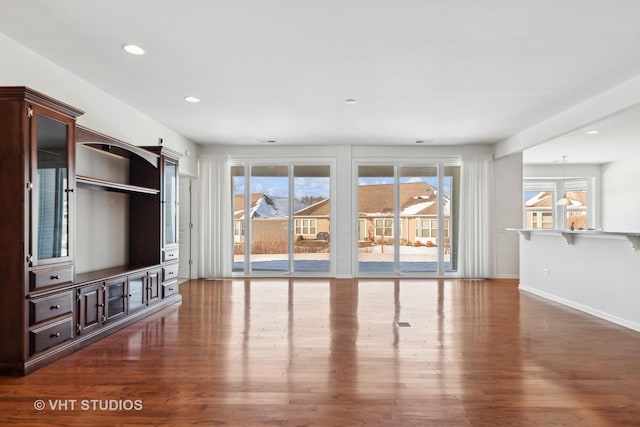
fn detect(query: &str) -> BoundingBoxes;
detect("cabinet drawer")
[30,317,74,355]
[29,291,74,325]
[162,247,179,263]
[30,265,74,291]
[162,264,179,282]
[162,281,179,298]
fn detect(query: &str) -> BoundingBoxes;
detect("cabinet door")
[147,269,161,306]
[78,282,105,335]
[29,105,75,267]
[163,159,178,247]
[105,278,127,321]
[127,272,147,314]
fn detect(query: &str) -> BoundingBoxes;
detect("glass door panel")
[250,165,289,272]
[357,166,395,274]
[443,165,460,273]
[164,160,178,246]
[232,166,246,273]
[106,279,126,320]
[34,114,69,262]
[399,166,438,273]
[293,165,330,273]
[128,275,146,312]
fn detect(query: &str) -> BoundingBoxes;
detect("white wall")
[493,153,522,278]
[519,232,640,332]
[601,156,640,231]
[0,33,200,176]
[201,143,521,278]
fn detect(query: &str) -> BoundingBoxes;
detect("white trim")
[519,284,640,333]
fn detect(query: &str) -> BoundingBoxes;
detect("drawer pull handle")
[168,271,174,275]
[51,304,61,310]
[51,275,60,280]
[168,288,174,291]
[51,332,60,338]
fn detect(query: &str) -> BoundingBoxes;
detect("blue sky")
[235,175,453,200]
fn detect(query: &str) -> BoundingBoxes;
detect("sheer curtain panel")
[459,153,494,278]
[198,155,233,278]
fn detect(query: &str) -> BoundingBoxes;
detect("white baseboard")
[519,284,640,333]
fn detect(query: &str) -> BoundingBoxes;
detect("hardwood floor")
[1,278,640,426]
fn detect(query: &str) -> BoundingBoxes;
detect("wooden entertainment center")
[0,87,182,375]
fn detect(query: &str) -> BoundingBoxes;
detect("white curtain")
[459,153,494,278]
[198,154,232,278]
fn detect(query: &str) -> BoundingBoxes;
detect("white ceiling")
[523,103,640,165]
[2,0,640,147]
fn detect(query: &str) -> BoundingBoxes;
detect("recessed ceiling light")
[585,130,599,135]
[184,96,200,103]
[344,99,357,104]
[122,44,145,55]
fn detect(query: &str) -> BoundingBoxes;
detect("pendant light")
[556,155,571,206]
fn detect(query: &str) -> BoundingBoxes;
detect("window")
[295,218,317,236]
[415,218,449,238]
[234,220,244,239]
[528,212,553,229]
[524,178,593,230]
[231,162,332,275]
[374,218,393,238]
[357,163,459,275]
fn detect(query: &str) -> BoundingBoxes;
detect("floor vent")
[396,321,411,327]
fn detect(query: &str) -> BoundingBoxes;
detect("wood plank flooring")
[1,278,640,426]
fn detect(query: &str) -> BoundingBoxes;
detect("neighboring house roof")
[235,181,450,220]
[234,194,306,219]
[525,191,586,208]
[359,182,449,216]
[295,199,330,216]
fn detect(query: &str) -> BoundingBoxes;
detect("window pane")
[358,166,395,273]
[566,190,587,230]
[524,190,554,230]
[399,166,438,273]
[231,166,246,273]
[444,165,459,273]
[293,165,330,273]
[250,165,289,272]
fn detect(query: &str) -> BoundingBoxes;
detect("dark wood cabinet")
[0,87,181,375]
[77,282,105,336]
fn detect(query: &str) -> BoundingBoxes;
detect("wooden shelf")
[76,125,159,167]
[76,175,159,195]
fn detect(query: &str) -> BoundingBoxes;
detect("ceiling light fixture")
[184,96,200,103]
[585,130,599,135]
[122,44,145,55]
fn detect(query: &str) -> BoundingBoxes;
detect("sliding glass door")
[357,162,458,275]
[232,162,332,275]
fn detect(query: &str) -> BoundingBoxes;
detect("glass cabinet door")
[31,109,72,265]
[128,275,146,312]
[164,160,178,246]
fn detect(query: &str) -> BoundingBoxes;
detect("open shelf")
[76,175,159,195]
